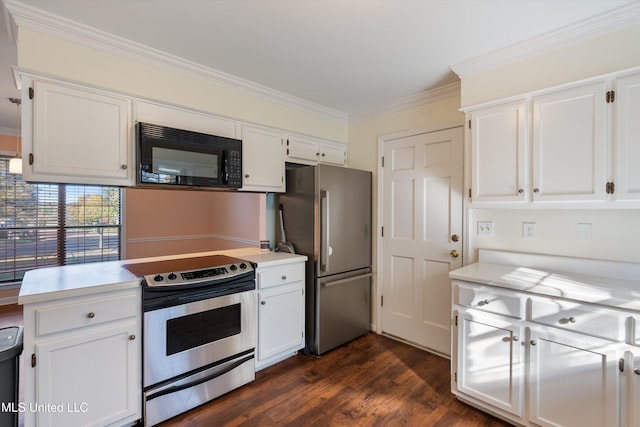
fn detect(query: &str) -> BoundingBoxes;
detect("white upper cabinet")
[133,100,237,139]
[467,72,640,207]
[614,73,640,201]
[531,82,608,203]
[286,134,346,166]
[240,124,285,192]
[22,77,134,186]
[469,101,527,203]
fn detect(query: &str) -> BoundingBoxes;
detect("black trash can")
[0,326,23,427]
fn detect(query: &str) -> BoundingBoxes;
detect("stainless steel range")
[124,255,256,426]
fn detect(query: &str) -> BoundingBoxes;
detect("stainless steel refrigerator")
[278,164,372,355]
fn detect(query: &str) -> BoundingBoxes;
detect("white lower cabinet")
[453,280,634,427]
[456,310,524,417]
[255,260,305,370]
[528,327,621,427]
[22,288,141,427]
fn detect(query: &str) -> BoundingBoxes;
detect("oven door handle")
[146,354,254,401]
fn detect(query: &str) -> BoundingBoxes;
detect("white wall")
[460,24,640,108]
[17,28,348,142]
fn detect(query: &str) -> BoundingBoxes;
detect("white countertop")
[450,252,640,312]
[19,247,307,305]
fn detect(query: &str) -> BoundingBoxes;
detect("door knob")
[451,234,459,242]
[450,250,459,258]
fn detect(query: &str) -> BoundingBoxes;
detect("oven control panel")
[124,255,255,288]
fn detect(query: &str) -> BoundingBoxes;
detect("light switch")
[523,222,536,240]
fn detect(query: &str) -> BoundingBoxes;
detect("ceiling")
[0,0,636,133]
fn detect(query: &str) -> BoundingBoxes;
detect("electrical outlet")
[477,221,494,236]
[523,222,536,240]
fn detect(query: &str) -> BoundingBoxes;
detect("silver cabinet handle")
[121,164,127,170]
[87,312,95,319]
[261,300,266,305]
[477,299,490,306]
[560,316,576,324]
[320,189,330,272]
[322,273,372,288]
[129,335,136,340]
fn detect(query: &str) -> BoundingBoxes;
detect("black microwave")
[136,122,242,189]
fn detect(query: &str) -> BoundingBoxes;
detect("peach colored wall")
[0,134,20,154]
[124,188,265,259]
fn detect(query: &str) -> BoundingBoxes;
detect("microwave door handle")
[221,149,229,184]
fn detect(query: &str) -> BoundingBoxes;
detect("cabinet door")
[469,101,527,203]
[529,327,620,427]
[614,73,640,201]
[25,80,133,186]
[319,141,346,166]
[240,125,285,192]
[456,310,524,417]
[258,283,304,362]
[35,322,139,427]
[286,135,320,165]
[531,82,607,202]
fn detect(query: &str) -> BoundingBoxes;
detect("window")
[0,159,121,285]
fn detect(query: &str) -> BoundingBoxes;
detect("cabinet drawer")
[257,264,304,289]
[36,291,138,336]
[529,298,626,341]
[454,282,523,318]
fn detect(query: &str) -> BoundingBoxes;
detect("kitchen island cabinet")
[20,75,134,186]
[450,249,640,427]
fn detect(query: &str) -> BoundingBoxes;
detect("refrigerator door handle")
[321,273,372,287]
[320,189,330,272]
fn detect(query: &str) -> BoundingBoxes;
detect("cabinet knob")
[261,300,266,305]
[121,164,128,170]
[87,312,95,319]
[513,336,518,342]
[518,189,524,194]
[129,334,136,340]
[477,299,490,306]
[245,174,250,179]
[281,275,287,280]
[560,316,576,324]
[530,340,537,346]
[533,188,540,193]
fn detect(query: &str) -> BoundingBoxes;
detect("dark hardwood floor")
[0,304,510,427]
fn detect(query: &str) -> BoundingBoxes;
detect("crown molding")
[4,0,348,122]
[1,0,17,43]
[451,1,640,79]
[350,81,460,121]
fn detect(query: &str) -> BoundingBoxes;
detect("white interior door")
[380,126,463,355]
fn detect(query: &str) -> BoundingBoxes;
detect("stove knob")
[239,263,247,269]
[230,264,238,271]
[153,274,163,282]
[168,273,177,280]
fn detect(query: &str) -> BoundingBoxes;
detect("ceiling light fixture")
[8,97,21,174]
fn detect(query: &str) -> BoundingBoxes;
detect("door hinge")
[606,90,616,103]
[468,188,472,199]
[29,87,34,99]
[381,295,384,307]
[31,353,36,367]
[468,119,471,129]
[619,358,625,372]
[455,314,458,326]
[381,226,384,237]
[606,181,615,194]
[381,156,384,168]
[29,153,34,165]
[454,371,457,383]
